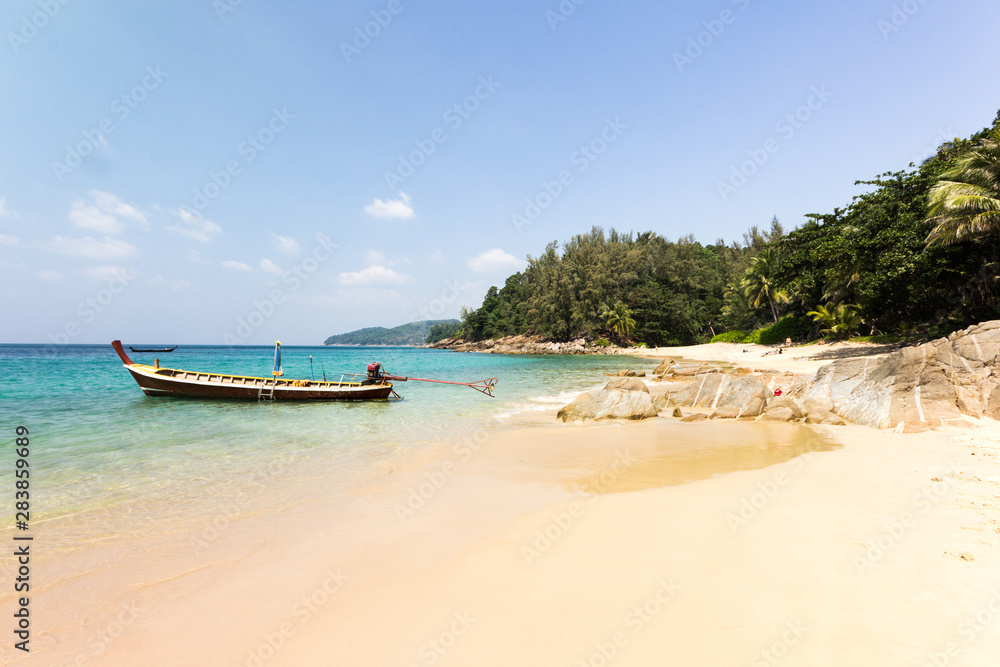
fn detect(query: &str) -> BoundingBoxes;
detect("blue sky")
[2,0,999,344]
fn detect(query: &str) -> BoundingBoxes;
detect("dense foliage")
[458,113,1000,344]
[459,226,779,346]
[324,319,459,346]
[425,321,462,344]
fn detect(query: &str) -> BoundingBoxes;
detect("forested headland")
[451,112,1000,347]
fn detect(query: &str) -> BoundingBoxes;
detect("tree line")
[454,112,1000,346]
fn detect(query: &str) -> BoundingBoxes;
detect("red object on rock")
[774,388,783,396]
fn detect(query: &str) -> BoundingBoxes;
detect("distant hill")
[323,320,460,346]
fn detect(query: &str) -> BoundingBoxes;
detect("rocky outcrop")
[654,359,674,375]
[553,320,1000,431]
[762,396,805,422]
[557,389,659,422]
[804,320,1000,432]
[604,378,649,393]
[669,373,771,419]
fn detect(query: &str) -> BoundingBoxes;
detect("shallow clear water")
[1,344,656,531]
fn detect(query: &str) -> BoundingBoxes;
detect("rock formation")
[804,320,1000,432]
[555,320,1000,431]
[557,389,659,422]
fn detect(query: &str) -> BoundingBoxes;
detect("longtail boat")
[111,340,497,402]
[129,345,177,353]
[112,340,395,401]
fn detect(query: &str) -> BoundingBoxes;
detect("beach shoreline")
[8,343,1000,665]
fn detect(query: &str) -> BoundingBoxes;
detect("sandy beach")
[14,343,1000,666]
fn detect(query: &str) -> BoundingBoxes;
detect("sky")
[2,0,1000,345]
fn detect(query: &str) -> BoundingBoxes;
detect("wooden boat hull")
[112,341,394,401]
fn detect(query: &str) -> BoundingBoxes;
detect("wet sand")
[11,403,1000,666]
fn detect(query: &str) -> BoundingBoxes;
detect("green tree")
[807,303,863,339]
[926,126,1000,245]
[740,248,787,323]
[599,299,636,342]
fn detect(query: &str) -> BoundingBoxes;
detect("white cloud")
[363,192,415,220]
[37,270,63,281]
[166,208,222,243]
[1,260,26,269]
[85,265,134,281]
[426,249,444,263]
[466,248,524,273]
[271,234,299,253]
[89,190,147,226]
[171,279,191,290]
[69,202,120,234]
[0,233,17,246]
[222,260,254,272]
[184,249,209,264]
[337,264,414,287]
[0,197,16,219]
[260,258,284,276]
[69,191,148,234]
[364,249,411,266]
[50,235,138,260]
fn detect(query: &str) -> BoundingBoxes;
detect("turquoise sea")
[1,344,657,541]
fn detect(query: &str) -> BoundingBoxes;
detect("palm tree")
[740,248,788,323]
[807,303,862,339]
[925,126,1000,245]
[599,299,636,342]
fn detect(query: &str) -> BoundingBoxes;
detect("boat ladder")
[258,378,278,402]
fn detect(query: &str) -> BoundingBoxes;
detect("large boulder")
[764,396,805,421]
[557,390,659,422]
[654,359,674,375]
[671,373,771,418]
[804,320,1000,431]
[604,378,649,393]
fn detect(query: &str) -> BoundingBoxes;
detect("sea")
[1,344,657,546]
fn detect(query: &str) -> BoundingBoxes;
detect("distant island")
[323,320,460,346]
